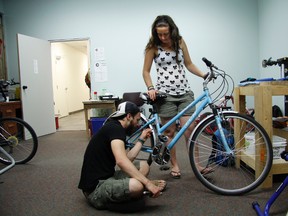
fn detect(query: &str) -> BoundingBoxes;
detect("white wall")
[0,0,3,13]
[258,0,288,112]
[2,0,259,100]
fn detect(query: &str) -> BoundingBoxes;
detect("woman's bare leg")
[180,116,212,173]
[161,117,180,178]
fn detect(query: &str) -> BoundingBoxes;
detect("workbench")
[234,81,288,188]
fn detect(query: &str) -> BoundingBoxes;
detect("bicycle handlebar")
[0,79,20,102]
[202,57,219,70]
[140,92,167,105]
[0,79,20,88]
[202,57,219,83]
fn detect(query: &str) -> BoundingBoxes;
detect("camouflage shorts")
[86,161,140,209]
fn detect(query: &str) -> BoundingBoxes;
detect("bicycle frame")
[127,81,233,156]
[252,151,288,216]
[0,123,16,174]
[0,144,15,175]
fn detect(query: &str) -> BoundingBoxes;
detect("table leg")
[84,108,89,135]
[254,86,273,188]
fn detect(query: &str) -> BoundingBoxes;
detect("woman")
[142,15,209,179]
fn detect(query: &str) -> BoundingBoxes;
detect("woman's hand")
[147,89,157,101]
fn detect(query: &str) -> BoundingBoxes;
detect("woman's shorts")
[156,91,196,118]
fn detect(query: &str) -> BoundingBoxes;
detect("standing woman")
[142,15,208,179]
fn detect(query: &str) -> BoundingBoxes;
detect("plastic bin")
[90,117,106,136]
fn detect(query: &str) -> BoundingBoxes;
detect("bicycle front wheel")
[0,117,38,164]
[198,112,215,135]
[189,112,273,195]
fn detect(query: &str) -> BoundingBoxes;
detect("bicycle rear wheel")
[126,113,155,165]
[0,117,38,164]
[189,112,273,195]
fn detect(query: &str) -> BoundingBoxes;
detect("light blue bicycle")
[120,58,273,195]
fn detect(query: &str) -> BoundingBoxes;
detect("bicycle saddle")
[140,92,167,105]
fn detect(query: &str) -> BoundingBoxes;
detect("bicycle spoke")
[0,117,38,164]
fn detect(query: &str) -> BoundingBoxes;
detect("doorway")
[51,39,90,130]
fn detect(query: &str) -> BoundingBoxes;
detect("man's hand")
[140,128,152,140]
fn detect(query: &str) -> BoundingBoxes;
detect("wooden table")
[0,101,22,134]
[234,81,288,188]
[82,100,116,135]
[0,101,22,118]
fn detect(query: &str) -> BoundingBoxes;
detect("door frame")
[50,38,90,119]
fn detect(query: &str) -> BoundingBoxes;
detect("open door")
[17,34,56,137]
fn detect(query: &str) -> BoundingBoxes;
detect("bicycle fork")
[212,108,234,156]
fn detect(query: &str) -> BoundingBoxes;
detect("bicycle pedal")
[143,190,162,197]
[143,190,151,196]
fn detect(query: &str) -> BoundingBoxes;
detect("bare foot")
[151,180,167,191]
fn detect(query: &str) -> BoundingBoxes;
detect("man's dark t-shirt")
[78,120,126,193]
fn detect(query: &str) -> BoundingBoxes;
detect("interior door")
[17,33,56,137]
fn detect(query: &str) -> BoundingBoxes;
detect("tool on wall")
[262,56,288,116]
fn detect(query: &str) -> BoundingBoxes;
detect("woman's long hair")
[145,15,182,64]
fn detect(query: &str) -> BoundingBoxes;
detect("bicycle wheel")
[0,117,38,164]
[126,113,155,165]
[198,112,216,135]
[189,112,273,195]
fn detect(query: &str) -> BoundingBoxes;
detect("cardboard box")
[244,133,287,159]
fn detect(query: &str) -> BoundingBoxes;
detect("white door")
[17,34,56,137]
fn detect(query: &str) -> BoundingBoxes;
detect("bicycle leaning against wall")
[0,80,38,175]
[108,58,273,195]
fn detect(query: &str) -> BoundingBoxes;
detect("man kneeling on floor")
[78,101,166,210]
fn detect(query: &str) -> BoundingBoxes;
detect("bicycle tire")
[189,112,273,195]
[0,117,38,164]
[198,112,216,135]
[126,113,155,165]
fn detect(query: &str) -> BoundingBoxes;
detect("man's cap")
[111,101,140,118]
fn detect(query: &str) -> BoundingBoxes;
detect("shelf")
[234,81,288,188]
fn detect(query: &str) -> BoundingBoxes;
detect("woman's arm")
[142,48,156,88]
[180,39,206,78]
[142,47,157,100]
